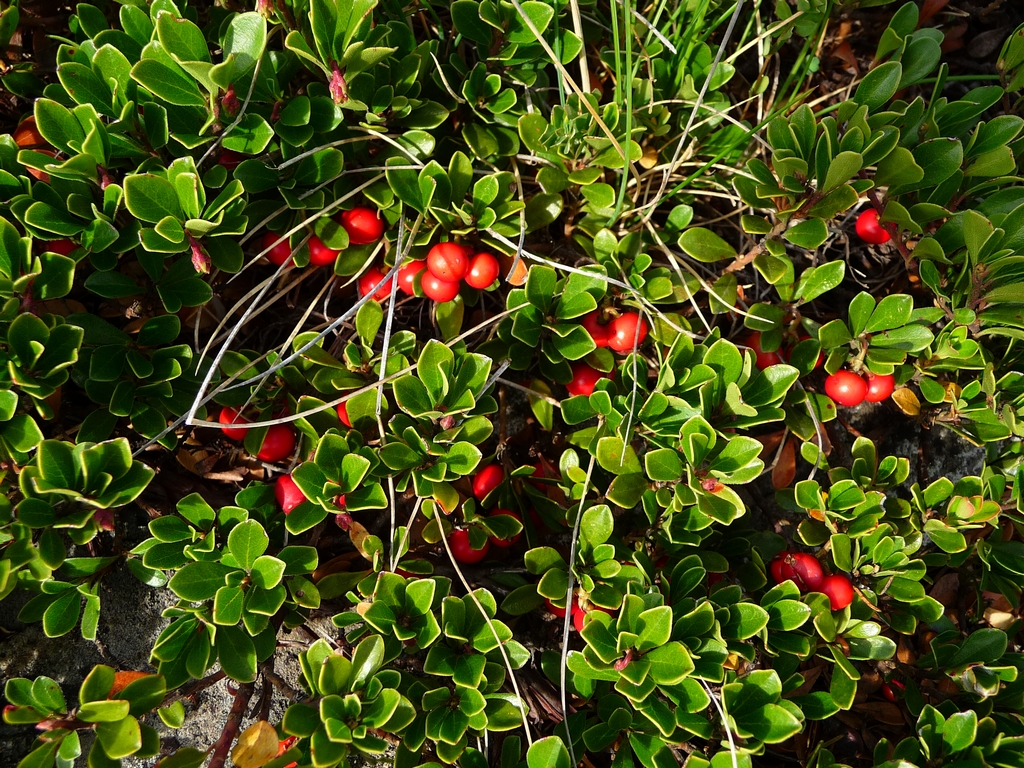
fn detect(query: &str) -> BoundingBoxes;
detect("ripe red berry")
[397,260,426,295]
[464,252,500,289]
[218,149,244,170]
[880,684,896,703]
[607,312,648,354]
[488,509,522,548]
[275,474,306,514]
[473,463,504,501]
[825,370,868,407]
[339,206,385,245]
[426,242,469,282]
[261,232,292,266]
[337,400,352,427]
[528,461,552,493]
[308,236,340,267]
[257,424,296,463]
[218,406,249,440]
[572,603,613,633]
[745,331,784,370]
[769,551,824,591]
[544,594,578,619]
[449,528,490,564]
[357,265,393,301]
[566,362,609,397]
[855,209,891,245]
[820,573,855,610]
[864,372,895,403]
[43,239,76,256]
[421,272,461,303]
[582,311,609,348]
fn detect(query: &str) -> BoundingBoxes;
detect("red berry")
[825,370,868,407]
[426,243,469,282]
[864,373,895,403]
[357,265,393,301]
[544,594,578,619]
[275,474,306,514]
[488,509,522,548]
[745,331,784,370]
[881,684,896,703]
[398,260,426,295]
[337,400,352,427]
[257,424,296,463]
[449,528,490,564]
[573,603,613,633]
[218,406,249,440]
[855,209,891,245]
[308,236,339,267]
[769,551,824,591]
[528,461,551,492]
[582,311,609,348]
[566,362,609,397]
[464,252,500,289]
[820,573,855,610]
[339,206,384,245]
[261,232,292,266]
[421,272,461,303]
[472,463,504,501]
[218,149,244,170]
[43,239,76,256]
[607,312,648,354]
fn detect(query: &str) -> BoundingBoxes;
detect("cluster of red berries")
[824,369,895,407]
[261,205,386,268]
[360,243,500,304]
[217,406,296,463]
[769,551,854,610]
[582,310,649,354]
[447,463,524,563]
[566,310,649,397]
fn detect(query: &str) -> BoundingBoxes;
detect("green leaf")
[526,737,571,768]
[853,61,902,110]
[78,699,130,723]
[679,227,736,262]
[80,665,115,704]
[644,448,683,482]
[784,219,829,250]
[130,59,206,106]
[168,561,235,602]
[95,715,142,759]
[218,625,257,683]
[124,174,183,224]
[227,519,269,570]
[250,555,286,589]
[30,676,66,714]
[42,590,81,637]
[213,586,245,625]
[451,0,492,44]
[822,151,862,193]
[864,294,912,333]
[34,99,85,155]
[796,261,845,303]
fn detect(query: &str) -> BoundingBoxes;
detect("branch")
[207,682,255,768]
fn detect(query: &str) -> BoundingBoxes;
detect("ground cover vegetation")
[2,0,1024,766]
